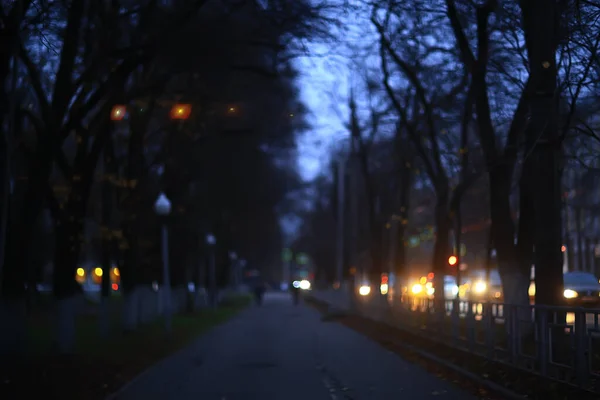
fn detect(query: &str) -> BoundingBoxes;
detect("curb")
[308,295,528,400]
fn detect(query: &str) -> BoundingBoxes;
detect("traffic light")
[380,274,389,295]
[448,255,458,266]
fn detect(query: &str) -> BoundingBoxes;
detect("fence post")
[508,304,519,365]
[452,298,460,347]
[574,309,589,387]
[466,300,475,353]
[484,302,495,359]
[536,308,549,377]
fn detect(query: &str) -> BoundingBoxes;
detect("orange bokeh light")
[170,104,192,120]
[110,105,127,121]
[448,256,458,266]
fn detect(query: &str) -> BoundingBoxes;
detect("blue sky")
[294,48,349,182]
[278,46,352,240]
[292,5,380,182]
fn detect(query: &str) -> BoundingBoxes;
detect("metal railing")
[314,290,600,392]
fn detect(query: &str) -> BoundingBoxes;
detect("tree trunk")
[369,221,384,302]
[592,239,600,276]
[347,154,360,310]
[585,238,592,273]
[120,231,139,332]
[99,146,113,338]
[432,193,450,314]
[0,112,9,296]
[523,0,563,308]
[0,230,27,356]
[454,206,462,292]
[395,146,412,293]
[0,154,50,354]
[53,214,84,353]
[120,112,146,332]
[489,168,531,309]
[516,119,535,287]
[566,235,574,271]
[575,207,583,271]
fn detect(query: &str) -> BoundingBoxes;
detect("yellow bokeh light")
[169,104,191,120]
[419,276,427,285]
[380,283,388,295]
[95,267,103,277]
[110,105,126,121]
[76,268,85,277]
[113,267,120,276]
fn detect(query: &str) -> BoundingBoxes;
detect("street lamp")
[206,233,217,307]
[169,103,192,120]
[110,105,127,121]
[154,192,172,334]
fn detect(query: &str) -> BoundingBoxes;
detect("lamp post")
[206,233,217,308]
[229,251,238,290]
[154,192,172,334]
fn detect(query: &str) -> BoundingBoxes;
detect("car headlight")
[411,284,423,294]
[564,289,578,299]
[299,280,311,290]
[359,285,371,296]
[474,281,487,293]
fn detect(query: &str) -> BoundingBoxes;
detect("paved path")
[111,292,477,400]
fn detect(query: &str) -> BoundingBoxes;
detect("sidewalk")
[109,292,477,400]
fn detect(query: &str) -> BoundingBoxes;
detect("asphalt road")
[110,291,476,400]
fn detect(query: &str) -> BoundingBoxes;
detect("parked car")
[529,271,600,305]
[562,271,600,305]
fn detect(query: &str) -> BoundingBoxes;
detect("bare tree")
[372,3,481,310]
